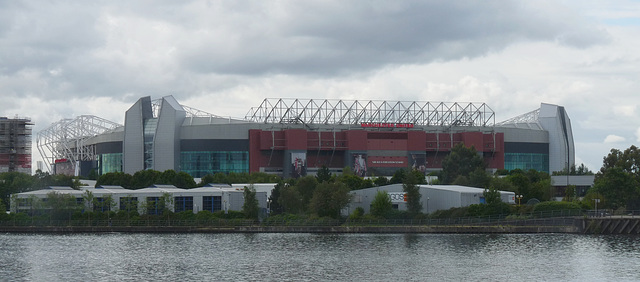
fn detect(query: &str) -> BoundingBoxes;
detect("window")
[203,196,222,213]
[146,197,162,215]
[99,153,122,175]
[174,196,194,213]
[94,197,111,212]
[180,151,249,178]
[119,197,138,212]
[504,153,549,173]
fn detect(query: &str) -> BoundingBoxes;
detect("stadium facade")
[37,96,574,178]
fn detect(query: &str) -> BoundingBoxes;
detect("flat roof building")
[11,185,268,215]
[348,184,516,215]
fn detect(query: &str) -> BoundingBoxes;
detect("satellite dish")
[526,198,540,205]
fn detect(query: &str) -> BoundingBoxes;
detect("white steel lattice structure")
[151,98,225,118]
[37,115,123,172]
[245,99,495,127]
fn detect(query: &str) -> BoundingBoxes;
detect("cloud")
[604,135,626,143]
[636,127,640,142]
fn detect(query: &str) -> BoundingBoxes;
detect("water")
[1,233,639,281]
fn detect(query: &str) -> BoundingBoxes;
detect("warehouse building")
[36,95,574,178]
[11,184,268,215]
[348,184,516,215]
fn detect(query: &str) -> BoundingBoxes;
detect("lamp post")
[267,199,271,217]
[426,197,430,214]
[516,195,523,206]
[594,198,600,217]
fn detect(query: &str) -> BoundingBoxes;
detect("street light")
[516,195,523,206]
[267,199,271,217]
[594,198,600,217]
[426,197,430,214]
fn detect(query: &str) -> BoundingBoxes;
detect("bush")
[349,207,365,220]
[533,201,582,213]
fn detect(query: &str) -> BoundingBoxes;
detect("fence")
[1,209,612,228]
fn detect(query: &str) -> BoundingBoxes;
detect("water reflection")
[1,233,639,281]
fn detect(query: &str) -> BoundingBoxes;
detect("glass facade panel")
[203,196,222,213]
[174,196,193,213]
[99,153,123,175]
[143,118,158,170]
[180,151,249,178]
[504,153,549,172]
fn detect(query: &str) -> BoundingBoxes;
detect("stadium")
[36,95,574,179]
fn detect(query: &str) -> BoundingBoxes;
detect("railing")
[2,209,620,228]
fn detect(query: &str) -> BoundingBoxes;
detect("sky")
[1,0,639,173]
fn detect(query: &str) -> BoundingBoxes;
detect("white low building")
[348,184,516,215]
[11,184,268,215]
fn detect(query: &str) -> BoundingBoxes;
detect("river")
[1,233,639,281]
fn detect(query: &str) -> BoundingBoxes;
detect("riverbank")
[0,224,579,234]
[3,217,639,234]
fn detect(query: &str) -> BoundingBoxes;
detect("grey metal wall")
[539,104,575,174]
[123,96,153,174]
[153,96,186,172]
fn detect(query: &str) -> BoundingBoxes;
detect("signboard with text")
[388,192,407,203]
[360,123,414,128]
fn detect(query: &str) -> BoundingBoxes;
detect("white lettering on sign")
[388,192,407,203]
[372,161,404,164]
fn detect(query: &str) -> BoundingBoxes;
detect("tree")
[439,143,486,184]
[0,198,6,216]
[309,182,352,218]
[46,192,80,220]
[269,181,285,215]
[82,190,95,212]
[370,190,392,217]
[592,145,640,210]
[403,171,422,215]
[592,167,638,210]
[316,165,333,183]
[242,185,260,220]
[389,169,406,184]
[563,185,577,202]
[468,168,492,188]
[373,176,389,187]
[96,172,133,189]
[173,171,197,188]
[295,176,318,210]
[132,170,161,188]
[278,184,304,214]
[483,186,501,205]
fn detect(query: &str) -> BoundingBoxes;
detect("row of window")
[504,153,549,173]
[98,151,250,178]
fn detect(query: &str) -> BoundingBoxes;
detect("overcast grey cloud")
[0,0,638,172]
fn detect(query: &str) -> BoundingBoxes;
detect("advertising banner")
[352,154,367,177]
[290,152,307,178]
[410,154,427,173]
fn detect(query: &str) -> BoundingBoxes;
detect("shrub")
[533,201,582,213]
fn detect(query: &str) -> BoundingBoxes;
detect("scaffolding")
[0,116,33,173]
[245,99,495,127]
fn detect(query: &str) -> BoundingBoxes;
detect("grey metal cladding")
[504,142,548,154]
[153,96,186,172]
[96,141,123,154]
[123,96,152,174]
